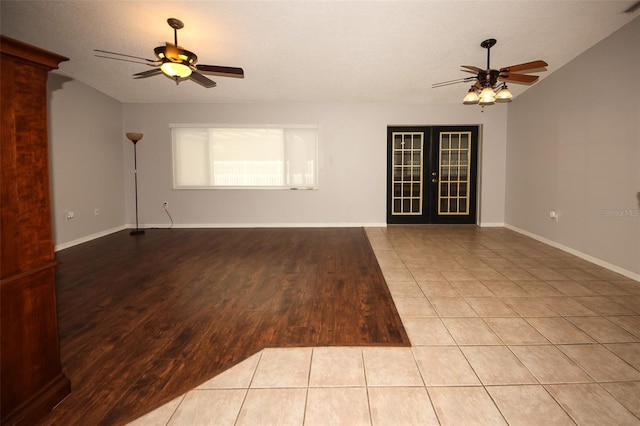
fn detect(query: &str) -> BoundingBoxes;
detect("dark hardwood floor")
[39,228,409,425]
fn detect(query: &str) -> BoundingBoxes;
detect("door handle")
[432,178,438,183]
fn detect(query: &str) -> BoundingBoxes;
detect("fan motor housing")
[478,69,500,87]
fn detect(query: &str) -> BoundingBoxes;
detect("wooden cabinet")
[1,35,71,425]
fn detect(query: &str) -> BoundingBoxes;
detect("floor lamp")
[126,132,145,236]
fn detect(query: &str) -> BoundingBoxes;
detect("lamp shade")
[126,132,144,143]
[478,86,496,105]
[463,89,480,105]
[495,85,513,102]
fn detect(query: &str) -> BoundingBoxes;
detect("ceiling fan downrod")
[479,38,498,88]
[480,38,496,70]
[167,18,184,46]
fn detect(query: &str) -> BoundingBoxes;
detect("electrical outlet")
[162,202,168,209]
[94,208,100,216]
[65,211,74,221]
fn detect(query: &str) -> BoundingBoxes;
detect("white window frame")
[171,124,319,190]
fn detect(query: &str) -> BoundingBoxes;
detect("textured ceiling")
[1,1,637,104]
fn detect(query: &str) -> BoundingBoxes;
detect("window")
[171,126,318,189]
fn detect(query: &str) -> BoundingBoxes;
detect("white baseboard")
[54,225,126,252]
[505,224,640,282]
[479,222,506,227]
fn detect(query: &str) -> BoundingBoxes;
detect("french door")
[387,126,478,224]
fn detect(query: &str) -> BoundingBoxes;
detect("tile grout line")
[163,393,186,426]
[233,350,263,426]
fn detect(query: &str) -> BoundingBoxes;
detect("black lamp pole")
[126,133,145,236]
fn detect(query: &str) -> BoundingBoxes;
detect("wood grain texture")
[1,35,70,425]
[40,228,408,425]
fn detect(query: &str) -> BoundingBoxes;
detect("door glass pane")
[440,167,449,181]
[394,166,402,179]
[441,152,450,165]
[441,135,449,149]
[451,134,459,149]
[460,134,469,149]
[394,135,403,149]
[412,152,420,165]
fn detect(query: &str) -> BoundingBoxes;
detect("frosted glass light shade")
[161,62,192,78]
[463,89,480,105]
[495,86,513,102]
[478,86,496,105]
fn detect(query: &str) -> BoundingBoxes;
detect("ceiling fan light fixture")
[432,38,547,107]
[160,61,192,78]
[495,85,513,102]
[478,86,496,105]
[96,17,243,88]
[463,88,480,105]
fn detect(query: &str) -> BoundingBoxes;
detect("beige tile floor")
[129,226,640,425]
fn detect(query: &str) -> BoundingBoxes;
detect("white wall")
[505,17,640,278]
[48,74,125,249]
[121,102,507,228]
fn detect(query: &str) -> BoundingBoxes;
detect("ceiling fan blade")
[133,68,163,78]
[460,68,478,75]
[196,64,244,78]
[500,60,548,73]
[95,55,158,67]
[624,1,640,13]
[499,73,539,84]
[432,76,476,88]
[94,49,158,63]
[461,65,483,73]
[189,72,217,88]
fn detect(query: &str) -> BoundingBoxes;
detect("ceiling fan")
[432,38,547,105]
[95,18,244,88]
